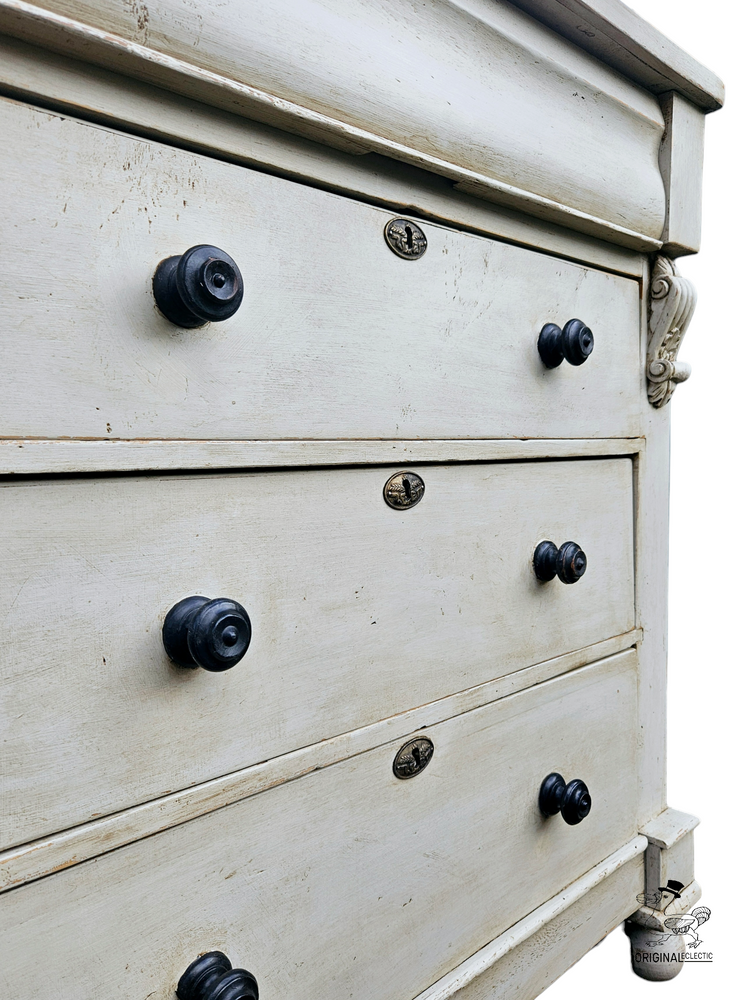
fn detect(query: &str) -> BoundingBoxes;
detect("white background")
[546,1,748,997]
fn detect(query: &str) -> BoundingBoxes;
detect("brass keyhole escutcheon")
[393,737,434,779]
[384,218,428,259]
[383,471,425,510]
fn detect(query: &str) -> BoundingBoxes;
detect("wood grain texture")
[0,458,635,848]
[0,99,644,441]
[0,437,644,476]
[658,92,706,256]
[0,35,648,278]
[0,635,641,893]
[0,0,668,244]
[0,654,640,1000]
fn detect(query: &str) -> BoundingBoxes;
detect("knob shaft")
[177,952,258,1000]
[539,772,591,825]
[534,540,587,584]
[153,244,244,327]
[163,596,251,672]
[538,319,594,368]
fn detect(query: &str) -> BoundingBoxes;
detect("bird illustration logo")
[637,879,685,912]
[648,906,711,949]
[636,880,712,948]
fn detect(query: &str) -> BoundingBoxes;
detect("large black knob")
[153,244,244,327]
[177,952,259,1000]
[539,772,592,826]
[163,596,251,672]
[538,319,594,368]
[534,540,587,584]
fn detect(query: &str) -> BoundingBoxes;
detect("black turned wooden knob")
[177,952,259,1000]
[561,778,592,825]
[163,596,251,671]
[153,244,244,327]
[538,319,594,368]
[534,540,587,584]
[539,773,591,825]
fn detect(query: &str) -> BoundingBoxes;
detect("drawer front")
[0,99,642,441]
[0,653,639,1000]
[0,459,634,848]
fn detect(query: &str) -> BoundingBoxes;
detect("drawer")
[0,99,642,441]
[0,652,639,1000]
[0,458,634,848]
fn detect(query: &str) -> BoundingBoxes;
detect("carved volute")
[647,255,697,407]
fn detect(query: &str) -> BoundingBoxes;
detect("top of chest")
[1,0,722,255]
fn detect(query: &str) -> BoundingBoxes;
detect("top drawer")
[0,99,643,441]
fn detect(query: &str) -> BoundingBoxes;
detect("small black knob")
[538,772,566,816]
[177,952,258,1000]
[533,540,587,584]
[561,778,592,826]
[539,773,591,825]
[153,245,244,327]
[163,596,251,672]
[538,319,594,368]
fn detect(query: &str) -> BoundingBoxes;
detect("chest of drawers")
[0,2,721,997]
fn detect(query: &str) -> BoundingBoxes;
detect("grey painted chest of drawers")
[0,2,722,997]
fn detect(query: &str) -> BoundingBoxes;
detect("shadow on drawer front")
[0,652,639,1000]
[0,458,634,848]
[0,101,642,441]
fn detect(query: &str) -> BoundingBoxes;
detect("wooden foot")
[626,922,685,981]
[626,807,702,980]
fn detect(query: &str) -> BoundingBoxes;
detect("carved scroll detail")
[647,256,696,407]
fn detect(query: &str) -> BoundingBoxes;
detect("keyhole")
[405,225,413,249]
[403,477,412,500]
[412,745,421,768]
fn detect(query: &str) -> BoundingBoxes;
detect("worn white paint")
[433,850,646,999]
[631,258,671,829]
[641,807,700,851]
[508,0,723,111]
[0,0,718,993]
[413,835,647,999]
[0,99,645,442]
[0,637,641,894]
[0,0,669,244]
[0,458,634,848]
[0,436,643,476]
[638,807,700,911]
[0,655,640,1000]
[0,35,648,280]
[658,92,706,256]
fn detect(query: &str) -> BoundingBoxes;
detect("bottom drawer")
[0,652,638,1000]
